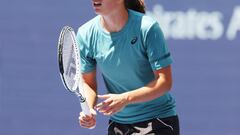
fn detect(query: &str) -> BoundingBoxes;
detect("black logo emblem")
[131,36,138,45]
[78,94,86,103]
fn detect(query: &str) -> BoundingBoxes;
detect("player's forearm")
[82,71,98,109]
[123,75,172,104]
[83,82,97,109]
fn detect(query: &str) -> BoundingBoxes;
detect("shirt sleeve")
[76,30,96,73]
[145,22,173,70]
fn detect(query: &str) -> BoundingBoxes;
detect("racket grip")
[80,101,91,115]
[80,101,96,129]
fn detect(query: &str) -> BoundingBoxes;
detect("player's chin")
[92,6,101,13]
[94,10,102,15]
[92,8,108,16]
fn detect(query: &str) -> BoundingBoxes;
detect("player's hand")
[79,109,97,129]
[95,94,129,116]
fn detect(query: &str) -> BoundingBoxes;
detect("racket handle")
[80,101,91,115]
[79,100,96,129]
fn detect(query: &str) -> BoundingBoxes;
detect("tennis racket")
[58,26,95,128]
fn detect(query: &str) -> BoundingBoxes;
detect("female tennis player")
[77,0,179,134]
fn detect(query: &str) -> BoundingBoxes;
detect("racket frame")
[58,26,86,103]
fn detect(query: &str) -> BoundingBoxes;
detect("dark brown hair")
[124,0,146,13]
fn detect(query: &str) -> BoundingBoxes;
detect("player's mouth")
[93,1,102,7]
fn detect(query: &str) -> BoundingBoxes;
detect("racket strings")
[60,28,79,91]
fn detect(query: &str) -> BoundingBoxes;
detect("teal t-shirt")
[77,10,176,124]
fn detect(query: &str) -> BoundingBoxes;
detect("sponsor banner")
[147,4,240,41]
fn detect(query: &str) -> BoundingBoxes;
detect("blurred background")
[0,0,239,135]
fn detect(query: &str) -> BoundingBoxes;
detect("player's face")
[91,0,125,15]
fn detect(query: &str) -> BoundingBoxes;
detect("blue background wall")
[0,0,239,135]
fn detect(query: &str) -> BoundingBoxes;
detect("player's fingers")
[80,121,94,128]
[97,94,110,99]
[95,100,111,108]
[103,98,113,105]
[80,119,96,128]
[79,117,88,124]
[79,111,96,120]
[80,118,95,124]
[102,106,113,114]
[98,107,113,115]
[79,118,95,127]
[103,105,120,116]
[103,110,115,116]
[81,122,96,129]
[79,112,86,117]
[98,105,112,113]
[100,100,117,113]
[79,112,92,121]
[95,100,112,111]
[90,108,97,116]
[79,114,96,129]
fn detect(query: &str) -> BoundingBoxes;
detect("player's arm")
[96,65,172,115]
[79,70,97,129]
[124,65,172,104]
[82,70,98,109]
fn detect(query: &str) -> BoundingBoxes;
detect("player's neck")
[100,8,128,33]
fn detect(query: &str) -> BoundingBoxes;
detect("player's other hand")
[95,94,129,116]
[79,109,97,129]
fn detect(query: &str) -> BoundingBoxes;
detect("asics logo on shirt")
[131,36,138,45]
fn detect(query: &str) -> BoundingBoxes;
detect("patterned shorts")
[108,115,179,135]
